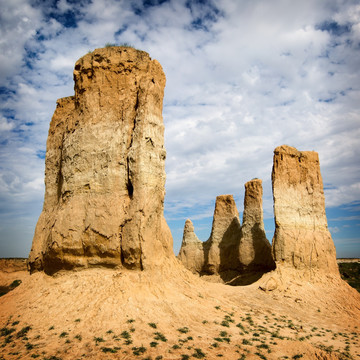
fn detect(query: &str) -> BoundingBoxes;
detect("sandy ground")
[0,260,359,360]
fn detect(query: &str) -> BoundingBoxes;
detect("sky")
[0,0,359,259]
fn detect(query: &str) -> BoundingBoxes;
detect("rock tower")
[203,195,241,274]
[271,145,338,274]
[239,179,275,271]
[28,47,173,274]
[177,219,204,274]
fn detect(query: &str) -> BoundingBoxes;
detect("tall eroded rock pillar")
[203,195,241,274]
[271,145,338,274]
[28,47,173,274]
[177,219,204,274]
[239,179,275,270]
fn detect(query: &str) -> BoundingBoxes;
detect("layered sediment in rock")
[239,179,275,271]
[271,145,338,274]
[28,47,173,274]
[177,219,204,274]
[203,195,241,274]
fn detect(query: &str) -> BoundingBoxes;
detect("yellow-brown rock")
[177,219,204,274]
[203,195,241,274]
[28,46,173,274]
[239,179,275,270]
[271,145,338,274]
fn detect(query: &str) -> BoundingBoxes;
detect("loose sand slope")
[1,263,359,360]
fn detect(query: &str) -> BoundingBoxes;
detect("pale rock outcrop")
[28,46,173,274]
[239,179,275,270]
[177,219,204,274]
[271,145,338,274]
[203,195,241,274]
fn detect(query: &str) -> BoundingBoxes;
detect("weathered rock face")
[203,195,241,274]
[271,145,338,274]
[177,219,204,274]
[239,179,275,270]
[28,46,173,274]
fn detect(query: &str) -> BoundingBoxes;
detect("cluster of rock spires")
[178,180,275,278]
[178,146,339,281]
[29,46,339,283]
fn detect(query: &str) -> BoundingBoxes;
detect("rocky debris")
[203,195,241,274]
[271,145,338,275]
[28,46,174,274]
[177,219,204,274]
[239,179,275,271]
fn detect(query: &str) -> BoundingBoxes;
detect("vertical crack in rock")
[28,46,174,274]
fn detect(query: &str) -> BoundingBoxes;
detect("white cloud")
[0,117,14,131]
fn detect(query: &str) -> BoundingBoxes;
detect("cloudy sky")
[0,0,359,258]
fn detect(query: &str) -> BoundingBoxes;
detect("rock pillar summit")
[28,46,173,274]
[271,145,338,275]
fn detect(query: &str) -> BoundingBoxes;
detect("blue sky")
[0,0,359,258]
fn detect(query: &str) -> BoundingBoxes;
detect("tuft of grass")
[59,332,68,338]
[181,355,190,360]
[26,342,34,350]
[94,336,105,345]
[17,326,31,338]
[221,320,230,327]
[148,322,157,329]
[193,348,206,359]
[0,327,15,337]
[255,352,268,360]
[132,346,146,355]
[292,355,303,360]
[154,332,167,342]
[236,323,245,331]
[127,318,135,323]
[121,331,131,339]
[177,327,189,334]
[74,334,82,341]
[74,318,81,322]
[101,347,117,353]
[105,42,117,47]
[119,42,135,48]
[150,341,158,348]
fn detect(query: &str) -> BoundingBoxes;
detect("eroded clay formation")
[178,182,274,276]
[29,46,339,279]
[179,147,338,278]
[28,47,173,274]
[239,179,275,271]
[271,145,338,274]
